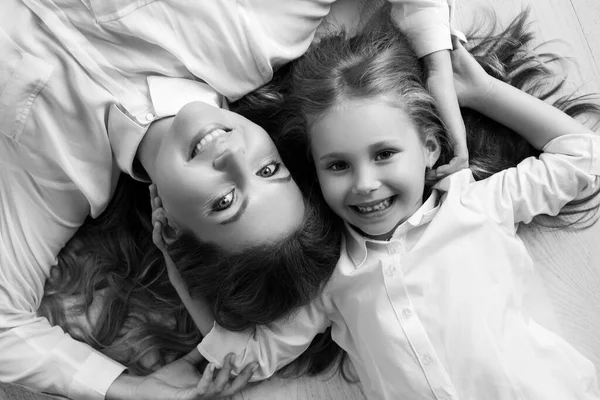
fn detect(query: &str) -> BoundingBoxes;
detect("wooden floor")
[2,0,600,399]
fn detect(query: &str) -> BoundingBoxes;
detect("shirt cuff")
[196,322,248,368]
[394,6,452,58]
[68,352,126,400]
[542,133,600,175]
[196,323,267,382]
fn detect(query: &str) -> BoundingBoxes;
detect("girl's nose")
[352,168,381,195]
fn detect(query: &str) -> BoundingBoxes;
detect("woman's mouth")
[350,196,396,215]
[191,127,231,158]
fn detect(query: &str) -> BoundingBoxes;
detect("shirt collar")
[344,190,440,267]
[107,76,229,181]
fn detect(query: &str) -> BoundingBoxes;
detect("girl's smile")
[350,195,396,216]
[309,97,440,239]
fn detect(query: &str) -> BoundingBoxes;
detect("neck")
[137,117,173,180]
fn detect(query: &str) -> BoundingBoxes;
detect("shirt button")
[402,308,412,317]
[391,243,402,253]
[138,112,155,124]
[422,353,433,365]
[386,265,397,276]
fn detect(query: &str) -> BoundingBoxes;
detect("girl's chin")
[356,224,398,241]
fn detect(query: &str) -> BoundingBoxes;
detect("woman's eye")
[328,161,348,171]
[213,189,235,211]
[375,150,396,161]
[257,161,280,178]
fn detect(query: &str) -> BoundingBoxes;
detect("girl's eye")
[328,161,348,171]
[213,189,235,211]
[375,150,396,161]
[257,161,280,178]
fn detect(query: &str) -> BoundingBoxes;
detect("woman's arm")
[389,0,468,175]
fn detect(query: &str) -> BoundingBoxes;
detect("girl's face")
[310,97,439,239]
[151,102,305,252]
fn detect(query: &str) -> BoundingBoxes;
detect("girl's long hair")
[40,7,600,378]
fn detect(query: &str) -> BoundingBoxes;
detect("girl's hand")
[149,184,216,335]
[423,49,468,177]
[108,350,257,400]
[450,36,495,108]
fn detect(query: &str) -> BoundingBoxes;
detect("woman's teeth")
[193,128,228,157]
[354,197,393,214]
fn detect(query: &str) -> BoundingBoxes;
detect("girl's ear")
[424,135,441,168]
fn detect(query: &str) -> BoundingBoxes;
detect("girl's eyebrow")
[319,152,347,162]
[368,140,401,151]
[318,140,402,161]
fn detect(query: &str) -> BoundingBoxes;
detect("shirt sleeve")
[388,0,454,58]
[467,133,600,228]
[0,167,126,400]
[197,298,331,381]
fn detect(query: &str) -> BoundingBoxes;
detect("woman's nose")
[213,143,247,175]
[352,168,381,195]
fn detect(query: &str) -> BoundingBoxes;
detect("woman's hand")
[149,184,216,336]
[149,184,186,291]
[450,36,495,109]
[107,350,257,400]
[423,49,468,177]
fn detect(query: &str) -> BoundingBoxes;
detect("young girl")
[156,10,600,400]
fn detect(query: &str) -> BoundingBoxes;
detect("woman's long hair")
[40,7,600,378]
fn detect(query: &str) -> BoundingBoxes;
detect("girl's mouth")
[350,196,396,215]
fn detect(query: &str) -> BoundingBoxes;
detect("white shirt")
[0,0,455,398]
[198,133,600,400]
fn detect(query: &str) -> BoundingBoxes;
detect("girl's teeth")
[355,198,392,213]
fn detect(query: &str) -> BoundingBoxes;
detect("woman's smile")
[190,126,233,158]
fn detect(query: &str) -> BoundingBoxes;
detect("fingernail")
[251,364,258,373]
[209,363,215,372]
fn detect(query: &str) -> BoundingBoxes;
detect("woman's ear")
[161,220,181,245]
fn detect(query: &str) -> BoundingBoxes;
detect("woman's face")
[151,102,305,252]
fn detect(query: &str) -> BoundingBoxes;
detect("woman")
[0,0,463,398]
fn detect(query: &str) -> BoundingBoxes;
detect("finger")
[221,363,258,396]
[435,157,468,177]
[152,208,167,225]
[451,35,464,50]
[196,363,216,395]
[152,221,165,248]
[181,348,205,365]
[212,354,235,392]
[149,183,158,201]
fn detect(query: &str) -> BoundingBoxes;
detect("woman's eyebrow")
[267,174,293,184]
[220,196,249,225]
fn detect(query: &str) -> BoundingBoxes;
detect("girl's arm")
[451,37,600,226]
[198,299,332,382]
[452,38,589,148]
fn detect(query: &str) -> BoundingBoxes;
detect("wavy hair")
[40,7,600,379]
